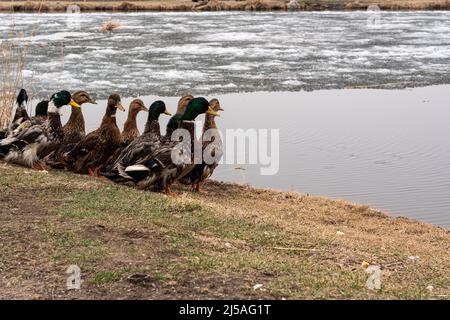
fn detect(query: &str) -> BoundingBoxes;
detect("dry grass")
[99,20,123,32]
[0,163,448,299]
[0,37,27,131]
[244,0,286,10]
[0,1,450,12]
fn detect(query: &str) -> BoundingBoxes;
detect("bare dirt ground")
[0,0,449,12]
[0,163,449,299]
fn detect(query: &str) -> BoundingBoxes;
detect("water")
[51,85,450,228]
[2,12,450,227]
[1,11,450,98]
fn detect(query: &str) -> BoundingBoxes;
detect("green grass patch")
[50,230,106,266]
[90,270,125,285]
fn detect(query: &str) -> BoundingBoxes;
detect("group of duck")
[0,89,223,195]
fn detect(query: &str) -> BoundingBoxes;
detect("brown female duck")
[176,94,194,115]
[100,99,148,171]
[62,90,97,145]
[44,91,96,168]
[120,99,148,146]
[63,93,124,176]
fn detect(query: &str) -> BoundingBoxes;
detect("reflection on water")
[40,85,450,228]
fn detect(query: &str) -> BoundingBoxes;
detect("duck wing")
[67,129,99,157]
[12,107,30,125]
[179,130,223,185]
[120,122,196,189]
[0,122,56,167]
[101,132,161,181]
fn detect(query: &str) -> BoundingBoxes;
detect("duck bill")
[69,99,81,108]
[141,106,149,112]
[116,103,125,111]
[207,106,219,117]
[89,99,98,105]
[163,110,172,116]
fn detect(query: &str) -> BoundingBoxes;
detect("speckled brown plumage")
[0,90,75,169]
[62,91,96,145]
[100,99,148,172]
[102,100,170,176]
[64,93,124,176]
[175,94,194,115]
[120,99,148,146]
[102,98,212,195]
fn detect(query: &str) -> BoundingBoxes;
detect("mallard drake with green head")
[142,100,171,137]
[179,98,224,192]
[0,90,80,170]
[63,93,124,176]
[45,91,96,169]
[101,100,171,180]
[32,100,49,125]
[103,97,218,195]
[62,90,97,145]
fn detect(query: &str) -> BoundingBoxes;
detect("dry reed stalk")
[0,37,28,130]
[99,20,123,32]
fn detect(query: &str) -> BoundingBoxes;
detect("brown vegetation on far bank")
[0,0,450,12]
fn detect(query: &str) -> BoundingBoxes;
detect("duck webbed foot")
[87,167,96,177]
[87,167,108,180]
[192,183,207,193]
[33,161,48,172]
[94,167,109,181]
[164,186,177,197]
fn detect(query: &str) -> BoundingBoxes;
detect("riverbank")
[1,0,450,12]
[0,163,448,299]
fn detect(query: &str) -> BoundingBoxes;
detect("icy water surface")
[1,11,450,98]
